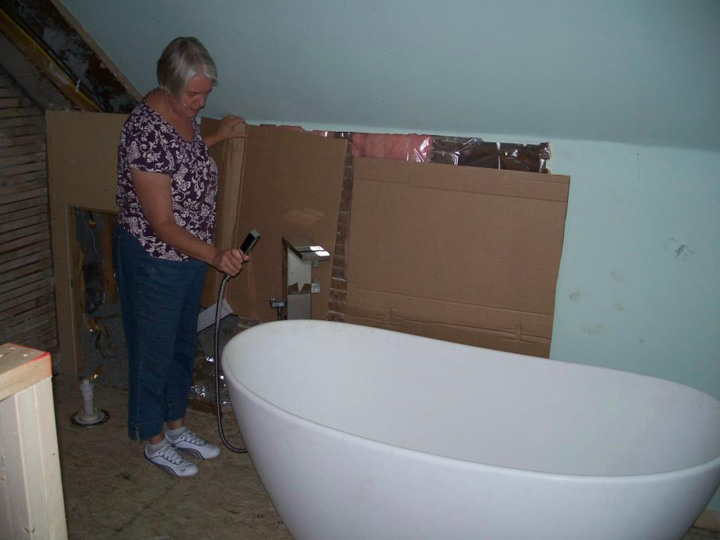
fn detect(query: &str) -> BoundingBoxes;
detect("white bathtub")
[223,320,720,540]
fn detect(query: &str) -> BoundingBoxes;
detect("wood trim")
[0,343,49,400]
[0,345,68,539]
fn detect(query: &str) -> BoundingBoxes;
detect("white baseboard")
[695,509,720,532]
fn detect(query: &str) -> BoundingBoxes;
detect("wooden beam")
[0,344,68,540]
[0,8,100,112]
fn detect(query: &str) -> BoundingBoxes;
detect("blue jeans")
[113,226,207,440]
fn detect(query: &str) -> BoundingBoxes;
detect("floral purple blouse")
[116,96,218,261]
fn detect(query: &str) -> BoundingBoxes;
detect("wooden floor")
[52,375,720,540]
[52,375,291,540]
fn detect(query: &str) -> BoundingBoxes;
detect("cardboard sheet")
[223,126,347,321]
[346,158,569,357]
[46,110,127,374]
[199,117,246,307]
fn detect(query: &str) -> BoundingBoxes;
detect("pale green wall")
[547,139,720,509]
[61,0,720,511]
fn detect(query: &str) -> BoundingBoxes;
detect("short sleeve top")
[116,96,218,261]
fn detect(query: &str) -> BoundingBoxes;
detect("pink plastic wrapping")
[351,133,432,163]
[254,127,549,171]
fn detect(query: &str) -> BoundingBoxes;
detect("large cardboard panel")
[346,158,569,358]
[199,117,246,307]
[46,110,126,374]
[226,126,347,321]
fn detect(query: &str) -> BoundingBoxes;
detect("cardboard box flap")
[354,156,569,202]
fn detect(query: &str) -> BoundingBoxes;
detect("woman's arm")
[204,115,247,148]
[131,169,248,275]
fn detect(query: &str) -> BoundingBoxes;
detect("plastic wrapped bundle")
[432,137,551,173]
[351,133,432,163]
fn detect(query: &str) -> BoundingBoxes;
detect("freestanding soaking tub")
[223,320,720,540]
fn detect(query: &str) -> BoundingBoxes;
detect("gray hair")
[157,37,218,97]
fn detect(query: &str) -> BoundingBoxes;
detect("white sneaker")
[144,443,199,477]
[168,428,221,460]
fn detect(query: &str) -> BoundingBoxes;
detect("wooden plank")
[0,116,44,129]
[0,108,42,120]
[0,343,50,400]
[0,275,53,303]
[0,6,99,112]
[0,204,47,226]
[29,331,58,354]
[0,250,52,277]
[0,124,45,137]
[0,245,51,269]
[8,327,58,354]
[0,301,55,324]
[0,142,46,157]
[0,212,47,235]
[0,267,53,293]
[0,231,50,256]
[0,212,47,234]
[5,333,56,356]
[3,324,53,347]
[0,134,46,147]
[0,152,45,168]
[0,222,49,245]
[0,169,47,188]
[0,202,47,223]
[0,186,46,205]
[0,178,46,196]
[0,88,22,98]
[0,161,46,178]
[4,312,56,342]
[3,316,56,345]
[0,292,54,320]
[0,299,54,325]
[0,376,67,540]
[0,96,33,108]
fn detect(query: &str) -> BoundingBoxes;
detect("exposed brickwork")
[327,132,354,322]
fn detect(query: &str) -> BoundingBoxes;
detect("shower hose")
[213,273,248,453]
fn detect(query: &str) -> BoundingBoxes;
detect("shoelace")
[157,445,185,465]
[179,430,207,447]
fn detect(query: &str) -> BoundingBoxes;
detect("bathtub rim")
[222,320,720,480]
[226,359,720,483]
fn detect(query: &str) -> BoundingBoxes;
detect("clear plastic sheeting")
[189,355,233,410]
[258,126,551,171]
[351,133,432,163]
[432,137,551,173]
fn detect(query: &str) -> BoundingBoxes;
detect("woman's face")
[175,73,213,118]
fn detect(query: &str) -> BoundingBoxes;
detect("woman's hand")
[212,247,250,276]
[205,115,247,147]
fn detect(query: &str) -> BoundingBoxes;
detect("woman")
[113,37,246,477]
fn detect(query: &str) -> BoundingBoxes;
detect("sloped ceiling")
[59,0,720,150]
